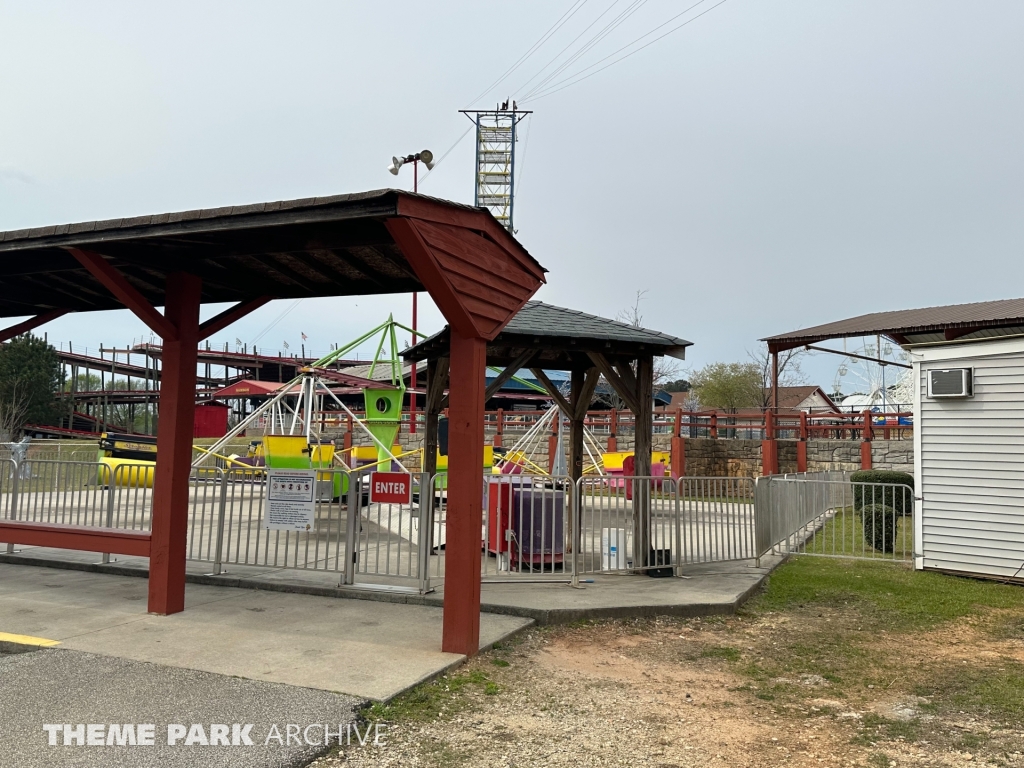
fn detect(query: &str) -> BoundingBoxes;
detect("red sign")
[369,472,412,504]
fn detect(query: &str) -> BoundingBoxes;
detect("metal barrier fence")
[754,474,914,562]
[0,460,769,591]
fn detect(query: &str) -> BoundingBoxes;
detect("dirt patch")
[311,563,1024,768]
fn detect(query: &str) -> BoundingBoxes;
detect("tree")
[688,362,762,413]
[749,346,808,409]
[615,289,680,385]
[0,335,62,440]
[661,378,690,393]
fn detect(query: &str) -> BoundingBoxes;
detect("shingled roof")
[404,300,692,367]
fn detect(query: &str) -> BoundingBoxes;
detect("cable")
[417,126,473,187]
[524,0,718,102]
[251,299,302,345]
[513,0,630,98]
[515,114,534,198]
[523,0,730,104]
[516,0,652,102]
[465,0,591,108]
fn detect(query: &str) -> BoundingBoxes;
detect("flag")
[283,340,290,349]
[301,332,308,342]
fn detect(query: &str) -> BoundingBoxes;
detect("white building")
[764,297,1024,581]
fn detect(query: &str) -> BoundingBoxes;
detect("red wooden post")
[493,408,503,448]
[548,415,559,473]
[860,409,873,470]
[442,330,486,657]
[710,412,718,439]
[608,409,618,451]
[670,406,684,479]
[148,272,201,615]
[797,411,808,473]
[761,410,777,476]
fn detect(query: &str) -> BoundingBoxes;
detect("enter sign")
[369,472,412,504]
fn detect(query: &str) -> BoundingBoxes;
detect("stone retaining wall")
[328,425,914,478]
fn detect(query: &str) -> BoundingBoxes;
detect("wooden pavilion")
[0,189,545,656]
[404,300,691,570]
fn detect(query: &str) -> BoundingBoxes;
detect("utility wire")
[417,126,473,187]
[517,0,651,102]
[512,0,628,98]
[523,0,729,103]
[515,114,534,197]
[465,0,591,108]
[251,299,302,345]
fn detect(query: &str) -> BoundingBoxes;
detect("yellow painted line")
[0,631,61,647]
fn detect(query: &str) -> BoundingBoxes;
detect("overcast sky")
[2,1,1022,392]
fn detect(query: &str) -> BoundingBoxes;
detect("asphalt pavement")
[0,645,363,768]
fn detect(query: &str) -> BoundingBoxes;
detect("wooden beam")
[613,356,639,395]
[0,521,151,557]
[442,330,486,656]
[66,248,177,340]
[574,367,601,421]
[386,218,476,338]
[803,344,912,369]
[587,352,641,415]
[568,368,586,486]
[198,296,273,340]
[148,272,201,615]
[484,349,538,400]
[632,355,654,570]
[252,255,323,293]
[0,310,68,344]
[530,368,572,416]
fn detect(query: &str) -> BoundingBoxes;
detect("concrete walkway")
[0,563,531,701]
[0,547,781,626]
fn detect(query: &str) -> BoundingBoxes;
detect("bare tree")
[615,289,681,386]
[749,345,808,409]
[0,379,32,443]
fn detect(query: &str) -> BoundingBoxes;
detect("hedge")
[850,470,914,517]
[861,503,897,553]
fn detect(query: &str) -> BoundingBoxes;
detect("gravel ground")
[0,647,362,768]
[309,614,1024,768]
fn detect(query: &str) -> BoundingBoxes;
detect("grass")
[707,556,1024,752]
[752,556,1023,631]
[800,509,914,560]
[364,669,499,724]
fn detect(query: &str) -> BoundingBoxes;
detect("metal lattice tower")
[460,107,531,232]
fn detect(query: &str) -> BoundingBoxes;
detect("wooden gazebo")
[404,300,691,569]
[0,189,545,656]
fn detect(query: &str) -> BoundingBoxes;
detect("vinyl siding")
[919,348,1024,578]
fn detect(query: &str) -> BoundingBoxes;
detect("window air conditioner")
[927,368,973,398]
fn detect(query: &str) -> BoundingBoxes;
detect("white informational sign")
[264,469,317,531]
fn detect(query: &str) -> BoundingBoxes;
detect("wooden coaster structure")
[193,316,417,476]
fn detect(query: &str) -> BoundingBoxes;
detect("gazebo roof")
[404,300,692,368]
[0,189,545,341]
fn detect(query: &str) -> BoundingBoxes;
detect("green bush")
[851,470,914,517]
[862,504,897,553]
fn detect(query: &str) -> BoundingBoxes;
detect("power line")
[251,299,302,345]
[417,126,474,187]
[466,0,591,108]
[512,0,631,98]
[517,0,651,102]
[523,0,730,104]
